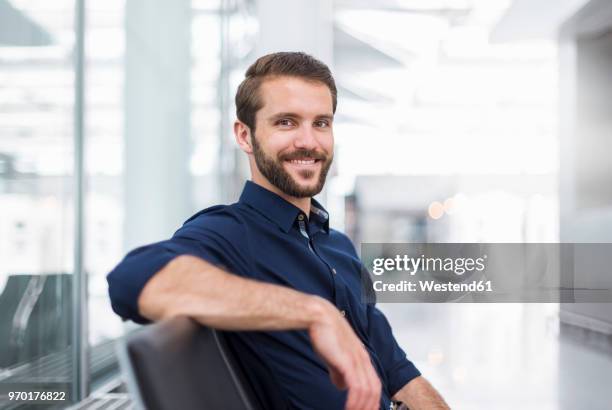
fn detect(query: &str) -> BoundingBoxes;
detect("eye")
[276,118,295,127]
[314,119,330,128]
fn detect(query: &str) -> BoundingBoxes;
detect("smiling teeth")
[290,159,316,165]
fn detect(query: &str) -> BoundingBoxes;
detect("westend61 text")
[373,280,493,293]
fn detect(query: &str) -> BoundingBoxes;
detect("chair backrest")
[117,316,262,410]
[0,273,72,368]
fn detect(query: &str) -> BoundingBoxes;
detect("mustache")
[279,149,328,161]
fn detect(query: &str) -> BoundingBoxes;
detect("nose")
[293,124,319,150]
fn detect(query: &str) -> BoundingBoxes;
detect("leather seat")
[118,316,263,410]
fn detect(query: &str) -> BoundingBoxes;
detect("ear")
[234,120,253,154]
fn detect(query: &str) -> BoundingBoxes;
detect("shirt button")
[340,310,346,317]
[298,214,304,221]
[332,268,337,275]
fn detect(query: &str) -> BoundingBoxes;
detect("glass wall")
[1,0,256,406]
[0,0,76,405]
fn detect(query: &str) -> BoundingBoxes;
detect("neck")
[251,175,311,216]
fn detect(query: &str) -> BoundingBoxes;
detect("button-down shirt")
[107,181,420,409]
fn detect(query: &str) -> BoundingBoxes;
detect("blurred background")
[0,0,611,408]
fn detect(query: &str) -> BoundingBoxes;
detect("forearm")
[138,254,329,331]
[393,376,449,410]
[139,254,384,409]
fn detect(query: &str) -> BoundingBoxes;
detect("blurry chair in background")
[0,273,73,402]
[0,273,72,368]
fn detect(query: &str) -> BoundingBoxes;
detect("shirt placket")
[297,214,315,253]
[297,213,348,318]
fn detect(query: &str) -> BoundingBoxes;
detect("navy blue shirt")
[107,181,420,409]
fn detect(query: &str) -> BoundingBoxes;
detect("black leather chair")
[117,316,263,410]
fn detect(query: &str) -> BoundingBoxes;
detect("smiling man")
[108,52,448,410]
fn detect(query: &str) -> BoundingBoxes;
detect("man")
[108,52,448,410]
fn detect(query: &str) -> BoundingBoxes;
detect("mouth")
[285,158,320,166]
[283,157,322,171]
[283,157,323,176]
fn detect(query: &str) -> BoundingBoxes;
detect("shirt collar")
[239,180,330,234]
[310,199,330,234]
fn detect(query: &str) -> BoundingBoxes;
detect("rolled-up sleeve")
[106,209,242,324]
[107,236,222,323]
[367,305,421,397]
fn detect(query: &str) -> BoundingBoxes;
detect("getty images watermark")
[360,243,612,303]
[371,252,490,293]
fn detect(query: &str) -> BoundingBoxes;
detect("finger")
[347,346,375,410]
[360,357,380,410]
[366,362,382,410]
[354,371,372,410]
[344,372,359,410]
[354,359,373,410]
[344,370,365,410]
[362,380,377,410]
[367,377,381,410]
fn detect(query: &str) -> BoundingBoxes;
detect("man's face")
[250,76,334,198]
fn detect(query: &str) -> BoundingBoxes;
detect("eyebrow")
[267,112,334,123]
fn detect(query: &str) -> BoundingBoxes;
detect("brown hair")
[235,51,337,132]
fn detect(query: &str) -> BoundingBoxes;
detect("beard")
[251,132,333,198]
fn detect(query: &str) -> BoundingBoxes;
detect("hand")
[393,376,449,410]
[308,298,382,410]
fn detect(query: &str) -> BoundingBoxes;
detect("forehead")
[257,76,333,118]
